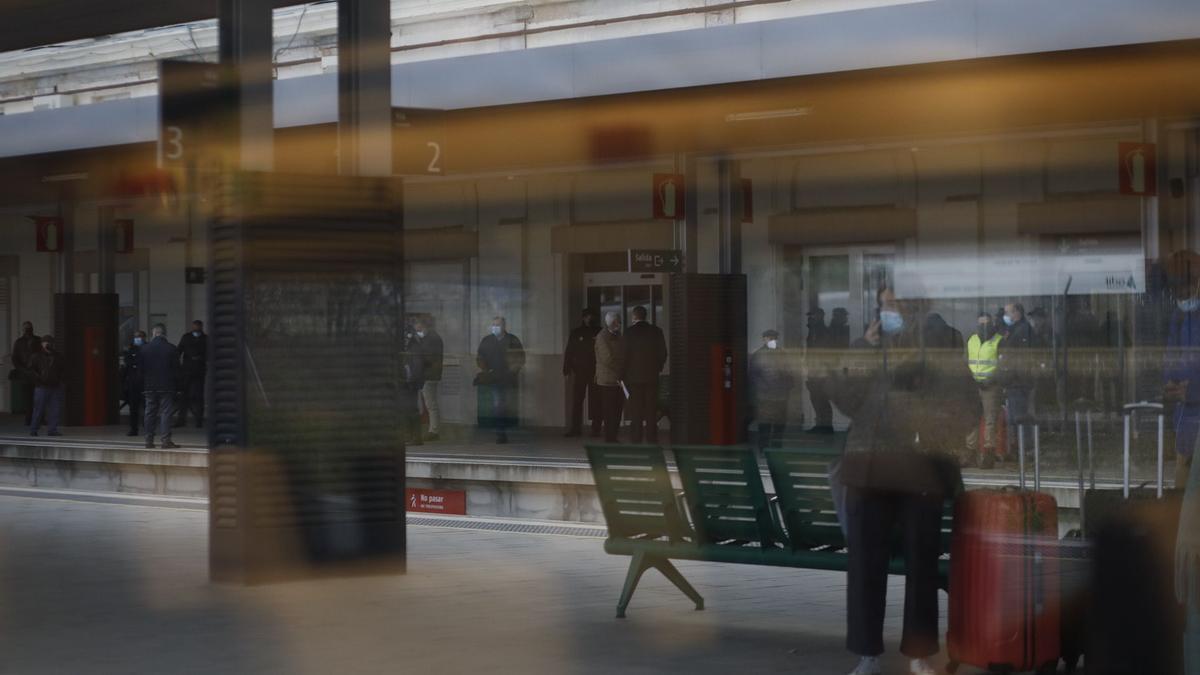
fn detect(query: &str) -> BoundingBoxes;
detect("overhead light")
[42,172,88,182]
[724,107,812,123]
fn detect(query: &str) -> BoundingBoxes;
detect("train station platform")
[0,414,1173,528]
[0,490,937,675]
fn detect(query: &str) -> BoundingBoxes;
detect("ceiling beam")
[0,0,310,54]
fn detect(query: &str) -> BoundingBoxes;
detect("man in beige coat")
[594,311,626,442]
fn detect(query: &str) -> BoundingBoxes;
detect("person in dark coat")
[176,320,207,428]
[414,318,443,441]
[621,306,667,444]
[807,308,835,434]
[750,329,793,449]
[10,321,40,426]
[28,334,64,437]
[121,330,147,436]
[827,287,978,675]
[563,308,602,438]
[475,317,525,444]
[999,303,1040,453]
[828,308,851,349]
[401,327,426,447]
[142,324,179,449]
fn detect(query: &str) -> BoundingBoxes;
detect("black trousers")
[807,377,833,427]
[600,385,624,443]
[20,379,34,426]
[177,374,205,425]
[846,487,943,659]
[567,373,601,435]
[626,381,658,443]
[127,393,143,433]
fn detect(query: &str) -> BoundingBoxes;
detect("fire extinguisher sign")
[1118,142,1156,197]
[652,173,685,220]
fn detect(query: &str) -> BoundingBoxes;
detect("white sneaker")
[847,656,882,675]
[909,658,937,675]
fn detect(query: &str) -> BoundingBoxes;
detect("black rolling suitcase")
[1085,401,1185,675]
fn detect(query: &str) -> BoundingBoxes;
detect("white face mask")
[416,331,425,339]
[766,339,778,349]
[490,325,502,337]
[1179,298,1200,313]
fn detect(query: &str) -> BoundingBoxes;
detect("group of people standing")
[562,306,667,444]
[118,320,207,448]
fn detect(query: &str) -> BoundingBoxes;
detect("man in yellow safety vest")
[964,311,1004,469]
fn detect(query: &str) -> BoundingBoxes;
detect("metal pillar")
[717,158,743,275]
[219,0,274,171]
[337,0,393,177]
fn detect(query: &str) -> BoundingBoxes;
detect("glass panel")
[807,255,851,343]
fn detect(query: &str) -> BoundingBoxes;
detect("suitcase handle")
[1122,402,1165,499]
[1017,423,1040,492]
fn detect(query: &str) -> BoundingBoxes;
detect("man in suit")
[622,305,667,444]
[142,324,180,449]
[563,307,601,437]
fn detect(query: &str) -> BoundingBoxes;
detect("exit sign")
[406,488,466,515]
[628,249,683,273]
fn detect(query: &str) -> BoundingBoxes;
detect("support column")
[219,0,274,171]
[337,0,393,177]
[96,205,116,295]
[717,158,743,275]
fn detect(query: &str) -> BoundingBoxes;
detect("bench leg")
[616,551,652,618]
[649,557,704,612]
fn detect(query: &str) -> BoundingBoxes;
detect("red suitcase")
[948,425,1060,675]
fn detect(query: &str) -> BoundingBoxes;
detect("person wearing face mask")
[996,303,1039,459]
[963,313,1004,469]
[828,287,978,675]
[563,308,602,438]
[1164,250,1200,489]
[475,317,525,444]
[120,331,147,437]
[593,311,626,443]
[9,321,40,427]
[176,320,207,428]
[28,334,65,437]
[750,329,793,450]
[414,318,443,442]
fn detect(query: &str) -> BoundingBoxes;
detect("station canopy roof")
[0,0,307,53]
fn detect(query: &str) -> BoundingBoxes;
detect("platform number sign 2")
[393,108,446,175]
[426,141,442,174]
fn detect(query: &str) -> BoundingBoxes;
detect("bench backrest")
[586,444,691,543]
[765,436,848,550]
[672,445,782,549]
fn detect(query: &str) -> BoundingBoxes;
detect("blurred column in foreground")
[208,172,406,582]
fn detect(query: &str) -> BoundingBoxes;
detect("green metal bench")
[586,436,953,618]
